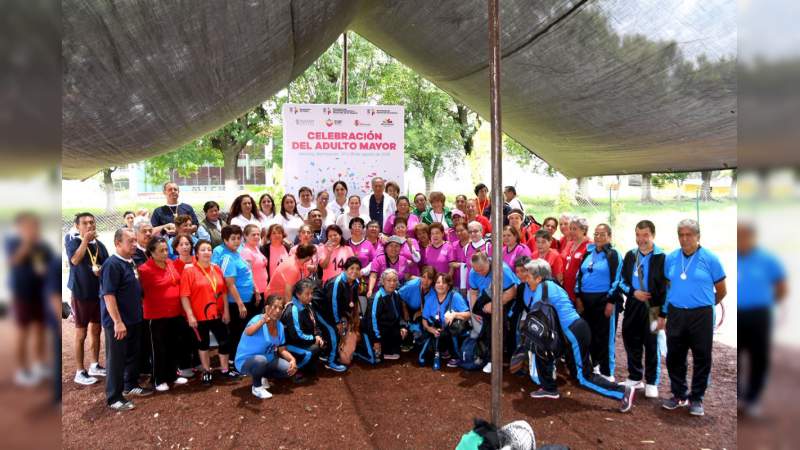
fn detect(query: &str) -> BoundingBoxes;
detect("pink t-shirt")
[448,241,470,290]
[240,245,269,293]
[289,244,320,271]
[267,243,289,282]
[422,241,452,274]
[383,213,421,239]
[349,239,376,268]
[318,244,355,283]
[376,237,421,277]
[502,243,531,270]
[370,254,412,282]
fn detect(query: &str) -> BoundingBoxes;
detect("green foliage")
[504,136,555,175]
[652,172,689,188]
[144,141,222,184]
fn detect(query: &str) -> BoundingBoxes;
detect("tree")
[102,167,116,213]
[641,173,654,203]
[504,136,555,175]
[652,172,689,200]
[145,142,222,185]
[700,170,713,201]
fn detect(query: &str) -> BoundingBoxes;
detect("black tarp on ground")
[63,0,736,179]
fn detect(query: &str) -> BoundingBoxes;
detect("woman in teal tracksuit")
[313,257,362,373]
[419,272,471,370]
[280,278,324,382]
[357,269,408,364]
[574,223,623,381]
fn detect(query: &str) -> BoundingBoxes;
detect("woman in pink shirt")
[384,196,420,239]
[318,225,355,283]
[448,222,472,294]
[501,225,531,269]
[260,224,290,283]
[240,225,269,309]
[422,223,452,275]
[378,217,421,276]
[290,224,321,272]
[348,217,375,269]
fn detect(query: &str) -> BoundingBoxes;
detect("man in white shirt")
[360,177,397,230]
[296,186,316,220]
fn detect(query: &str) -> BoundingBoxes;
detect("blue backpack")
[459,335,489,370]
[519,280,564,360]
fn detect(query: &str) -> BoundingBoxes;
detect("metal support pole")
[341,32,348,104]
[695,189,700,225]
[488,0,503,427]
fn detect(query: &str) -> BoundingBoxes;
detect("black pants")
[376,322,402,356]
[285,342,321,373]
[418,326,461,364]
[535,319,624,399]
[473,294,513,358]
[738,307,771,404]
[138,321,152,376]
[581,293,619,377]
[104,322,141,405]
[196,318,231,354]
[666,305,713,402]
[227,296,260,359]
[148,316,194,385]
[622,298,660,385]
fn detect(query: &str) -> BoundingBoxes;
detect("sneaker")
[74,370,98,386]
[601,374,616,383]
[400,343,414,353]
[123,386,154,397]
[173,377,189,385]
[251,385,273,399]
[88,363,107,377]
[383,353,400,360]
[619,386,636,413]
[482,362,492,374]
[530,389,560,399]
[446,358,460,368]
[689,401,705,416]
[325,363,347,373]
[178,368,195,378]
[645,384,659,398]
[261,378,271,389]
[219,369,241,379]
[621,379,644,389]
[155,382,169,392]
[662,396,689,410]
[432,356,441,371]
[109,400,135,411]
[201,371,213,385]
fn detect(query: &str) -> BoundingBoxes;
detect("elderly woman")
[562,216,591,302]
[167,214,198,260]
[419,272,471,370]
[397,266,436,349]
[384,196,420,238]
[574,223,623,382]
[318,225,355,283]
[368,236,412,298]
[521,259,635,412]
[138,237,190,391]
[385,181,401,202]
[449,222,471,295]
[660,219,726,416]
[171,233,196,273]
[347,217,376,269]
[414,223,430,252]
[540,217,560,251]
[197,201,226,248]
[259,224,291,282]
[359,269,407,363]
[557,213,573,253]
[235,295,297,399]
[412,192,428,217]
[530,229,564,284]
[315,257,363,372]
[280,279,324,383]
[422,223,453,275]
[378,217,421,274]
[336,195,367,241]
[446,209,465,242]
[502,225,531,270]
[420,191,453,228]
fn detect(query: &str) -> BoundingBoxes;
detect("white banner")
[282,104,404,199]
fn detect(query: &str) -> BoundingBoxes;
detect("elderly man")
[467,252,519,374]
[132,217,153,267]
[660,219,727,417]
[301,209,327,245]
[101,228,152,411]
[520,259,635,412]
[360,177,397,230]
[150,182,198,235]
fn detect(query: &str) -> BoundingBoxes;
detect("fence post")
[695,189,700,225]
[609,186,613,225]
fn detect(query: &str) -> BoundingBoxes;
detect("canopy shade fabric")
[63,0,736,179]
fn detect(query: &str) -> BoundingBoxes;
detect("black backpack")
[519,280,563,360]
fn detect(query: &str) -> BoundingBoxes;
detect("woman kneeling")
[419,272,471,370]
[281,279,324,383]
[359,269,408,363]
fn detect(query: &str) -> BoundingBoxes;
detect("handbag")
[444,291,471,335]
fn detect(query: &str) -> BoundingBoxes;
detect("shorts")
[71,297,101,328]
[13,298,44,326]
[196,319,231,354]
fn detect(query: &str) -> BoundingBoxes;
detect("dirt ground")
[61,320,737,449]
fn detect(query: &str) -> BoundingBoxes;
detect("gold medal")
[92,264,101,274]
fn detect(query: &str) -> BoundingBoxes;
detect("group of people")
[64,177,735,417]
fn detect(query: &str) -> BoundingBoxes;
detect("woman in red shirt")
[180,240,238,385]
[139,237,190,391]
[562,217,591,304]
[171,233,196,273]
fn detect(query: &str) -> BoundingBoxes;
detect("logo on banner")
[380,118,394,126]
[323,107,333,115]
[375,108,400,115]
[354,119,371,127]
[296,119,314,126]
[287,106,312,115]
[324,119,343,127]
[366,108,376,116]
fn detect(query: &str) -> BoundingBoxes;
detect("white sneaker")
[482,362,492,374]
[155,382,170,392]
[621,379,645,389]
[383,353,400,360]
[601,374,615,383]
[645,384,659,398]
[593,365,600,375]
[251,385,273,399]
[15,369,38,387]
[173,377,189,385]
[261,378,270,389]
[88,363,107,377]
[74,370,98,386]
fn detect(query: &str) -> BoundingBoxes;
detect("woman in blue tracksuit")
[280,278,324,382]
[419,272,471,370]
[397,266,436,348]
[574,223,623,381]
[522,258,635,413]
[357,269,408,364]
[313,257,362,373]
